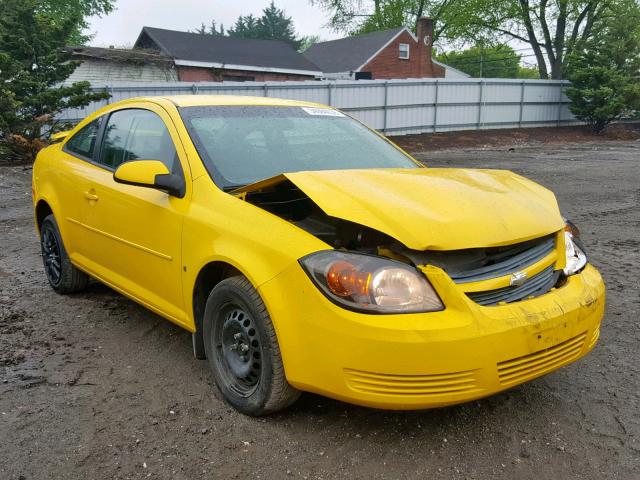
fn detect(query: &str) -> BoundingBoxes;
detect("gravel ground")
[1,138,638,479]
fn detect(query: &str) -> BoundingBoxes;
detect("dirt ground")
[1,133,639,479]
[394,123,640,152]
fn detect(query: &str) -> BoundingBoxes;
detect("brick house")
[304,18,467,80]
[134,27,321,82]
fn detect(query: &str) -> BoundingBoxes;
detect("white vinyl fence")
[59,78,577,135]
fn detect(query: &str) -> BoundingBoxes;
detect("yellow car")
[32,95,605,416]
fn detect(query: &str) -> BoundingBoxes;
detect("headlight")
[299,251,444,314]
[563,223,587,276]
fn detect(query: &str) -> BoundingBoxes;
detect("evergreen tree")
[227,14,261,39]
[209,3,303,49]
[256,2,302,49]
[0,0,110,161]
[565,0,640,132]
[193,20,225,36]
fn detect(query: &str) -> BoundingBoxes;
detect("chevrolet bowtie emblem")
[510,271,528,287]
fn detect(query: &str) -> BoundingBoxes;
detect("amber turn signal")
[564,219,581,238]
[326,261,371,297]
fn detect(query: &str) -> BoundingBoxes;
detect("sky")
[86,0,341,48]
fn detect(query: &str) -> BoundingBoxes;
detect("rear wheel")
[203,276,300,416]
[40,214,89,294]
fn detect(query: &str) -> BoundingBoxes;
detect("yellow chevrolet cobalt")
[32,96,605,415]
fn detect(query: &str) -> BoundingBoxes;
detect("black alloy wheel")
[39,215,89,294]
[41,225,62,287]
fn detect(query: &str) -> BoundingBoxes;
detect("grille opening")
[344,368,482,397]
[497,332,587,385]
[398,234,557,284]
[467,265,562,306]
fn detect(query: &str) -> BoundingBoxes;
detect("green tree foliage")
[565,0,640,132]
[227,14,261,39]
[311,0,637,80]
[437,45,541,78]
[202,2,303,49]
[353,0,414,34]
[517,66,540,79]
[0,0,110,161]
[298,34,322,52]
[255,1,302,49]
[310,0,456,40]
[39,0,115,45]
[193,20,225,36]
[448,0,622,79]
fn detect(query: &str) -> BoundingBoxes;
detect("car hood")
[233,168,564,250]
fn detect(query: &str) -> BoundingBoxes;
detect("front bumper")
[259,263,605,410]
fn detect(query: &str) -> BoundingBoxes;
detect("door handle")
[84,191,99,201]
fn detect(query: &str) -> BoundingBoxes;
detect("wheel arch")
[35,199,54,233]
[191,260,244,357]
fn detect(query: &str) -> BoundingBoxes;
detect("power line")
[438,44,576,63]
[438,49,535,64]
[439,53,540,67]
[439,45,536,55]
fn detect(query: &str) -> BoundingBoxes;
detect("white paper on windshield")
[301,107,345,117]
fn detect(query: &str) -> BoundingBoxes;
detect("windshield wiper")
[222,184,245,192]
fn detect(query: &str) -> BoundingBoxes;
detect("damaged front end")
[233,168,577,308]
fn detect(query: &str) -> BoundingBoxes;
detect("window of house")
[64,118,101,159]
[399,43,410,59]
[99,109,178,171]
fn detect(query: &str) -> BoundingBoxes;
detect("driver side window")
[99,109,178,172]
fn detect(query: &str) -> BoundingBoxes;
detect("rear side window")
[99,109,177,171]
[65,119,101,159]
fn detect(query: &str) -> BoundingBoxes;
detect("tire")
[40,214,89,294]
[202,276,300,416]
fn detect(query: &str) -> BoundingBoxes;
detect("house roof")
[134,27,322,76]
[303,27,407,73]
[68,46,173,64]
[432,59,471,78]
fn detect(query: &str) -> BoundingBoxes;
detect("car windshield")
[179,105,419,189]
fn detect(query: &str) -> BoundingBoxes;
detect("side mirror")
[113,160,185,198]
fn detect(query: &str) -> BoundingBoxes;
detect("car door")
[52,117,104,261]
[80,104,191,326]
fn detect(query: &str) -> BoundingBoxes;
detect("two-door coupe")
[32,96,605,415]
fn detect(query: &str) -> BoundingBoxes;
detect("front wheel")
[40,214,89,294]
[203,276,300,416]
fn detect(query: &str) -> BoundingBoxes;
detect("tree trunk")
[518,0,550,78]
[550,58,564,79]
[551,0,568,79]
[535,48,550,79]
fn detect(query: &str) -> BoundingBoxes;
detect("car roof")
[147,95,327,109]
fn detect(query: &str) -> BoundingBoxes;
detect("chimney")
[416,17,434,77]
[416,17,433,45]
